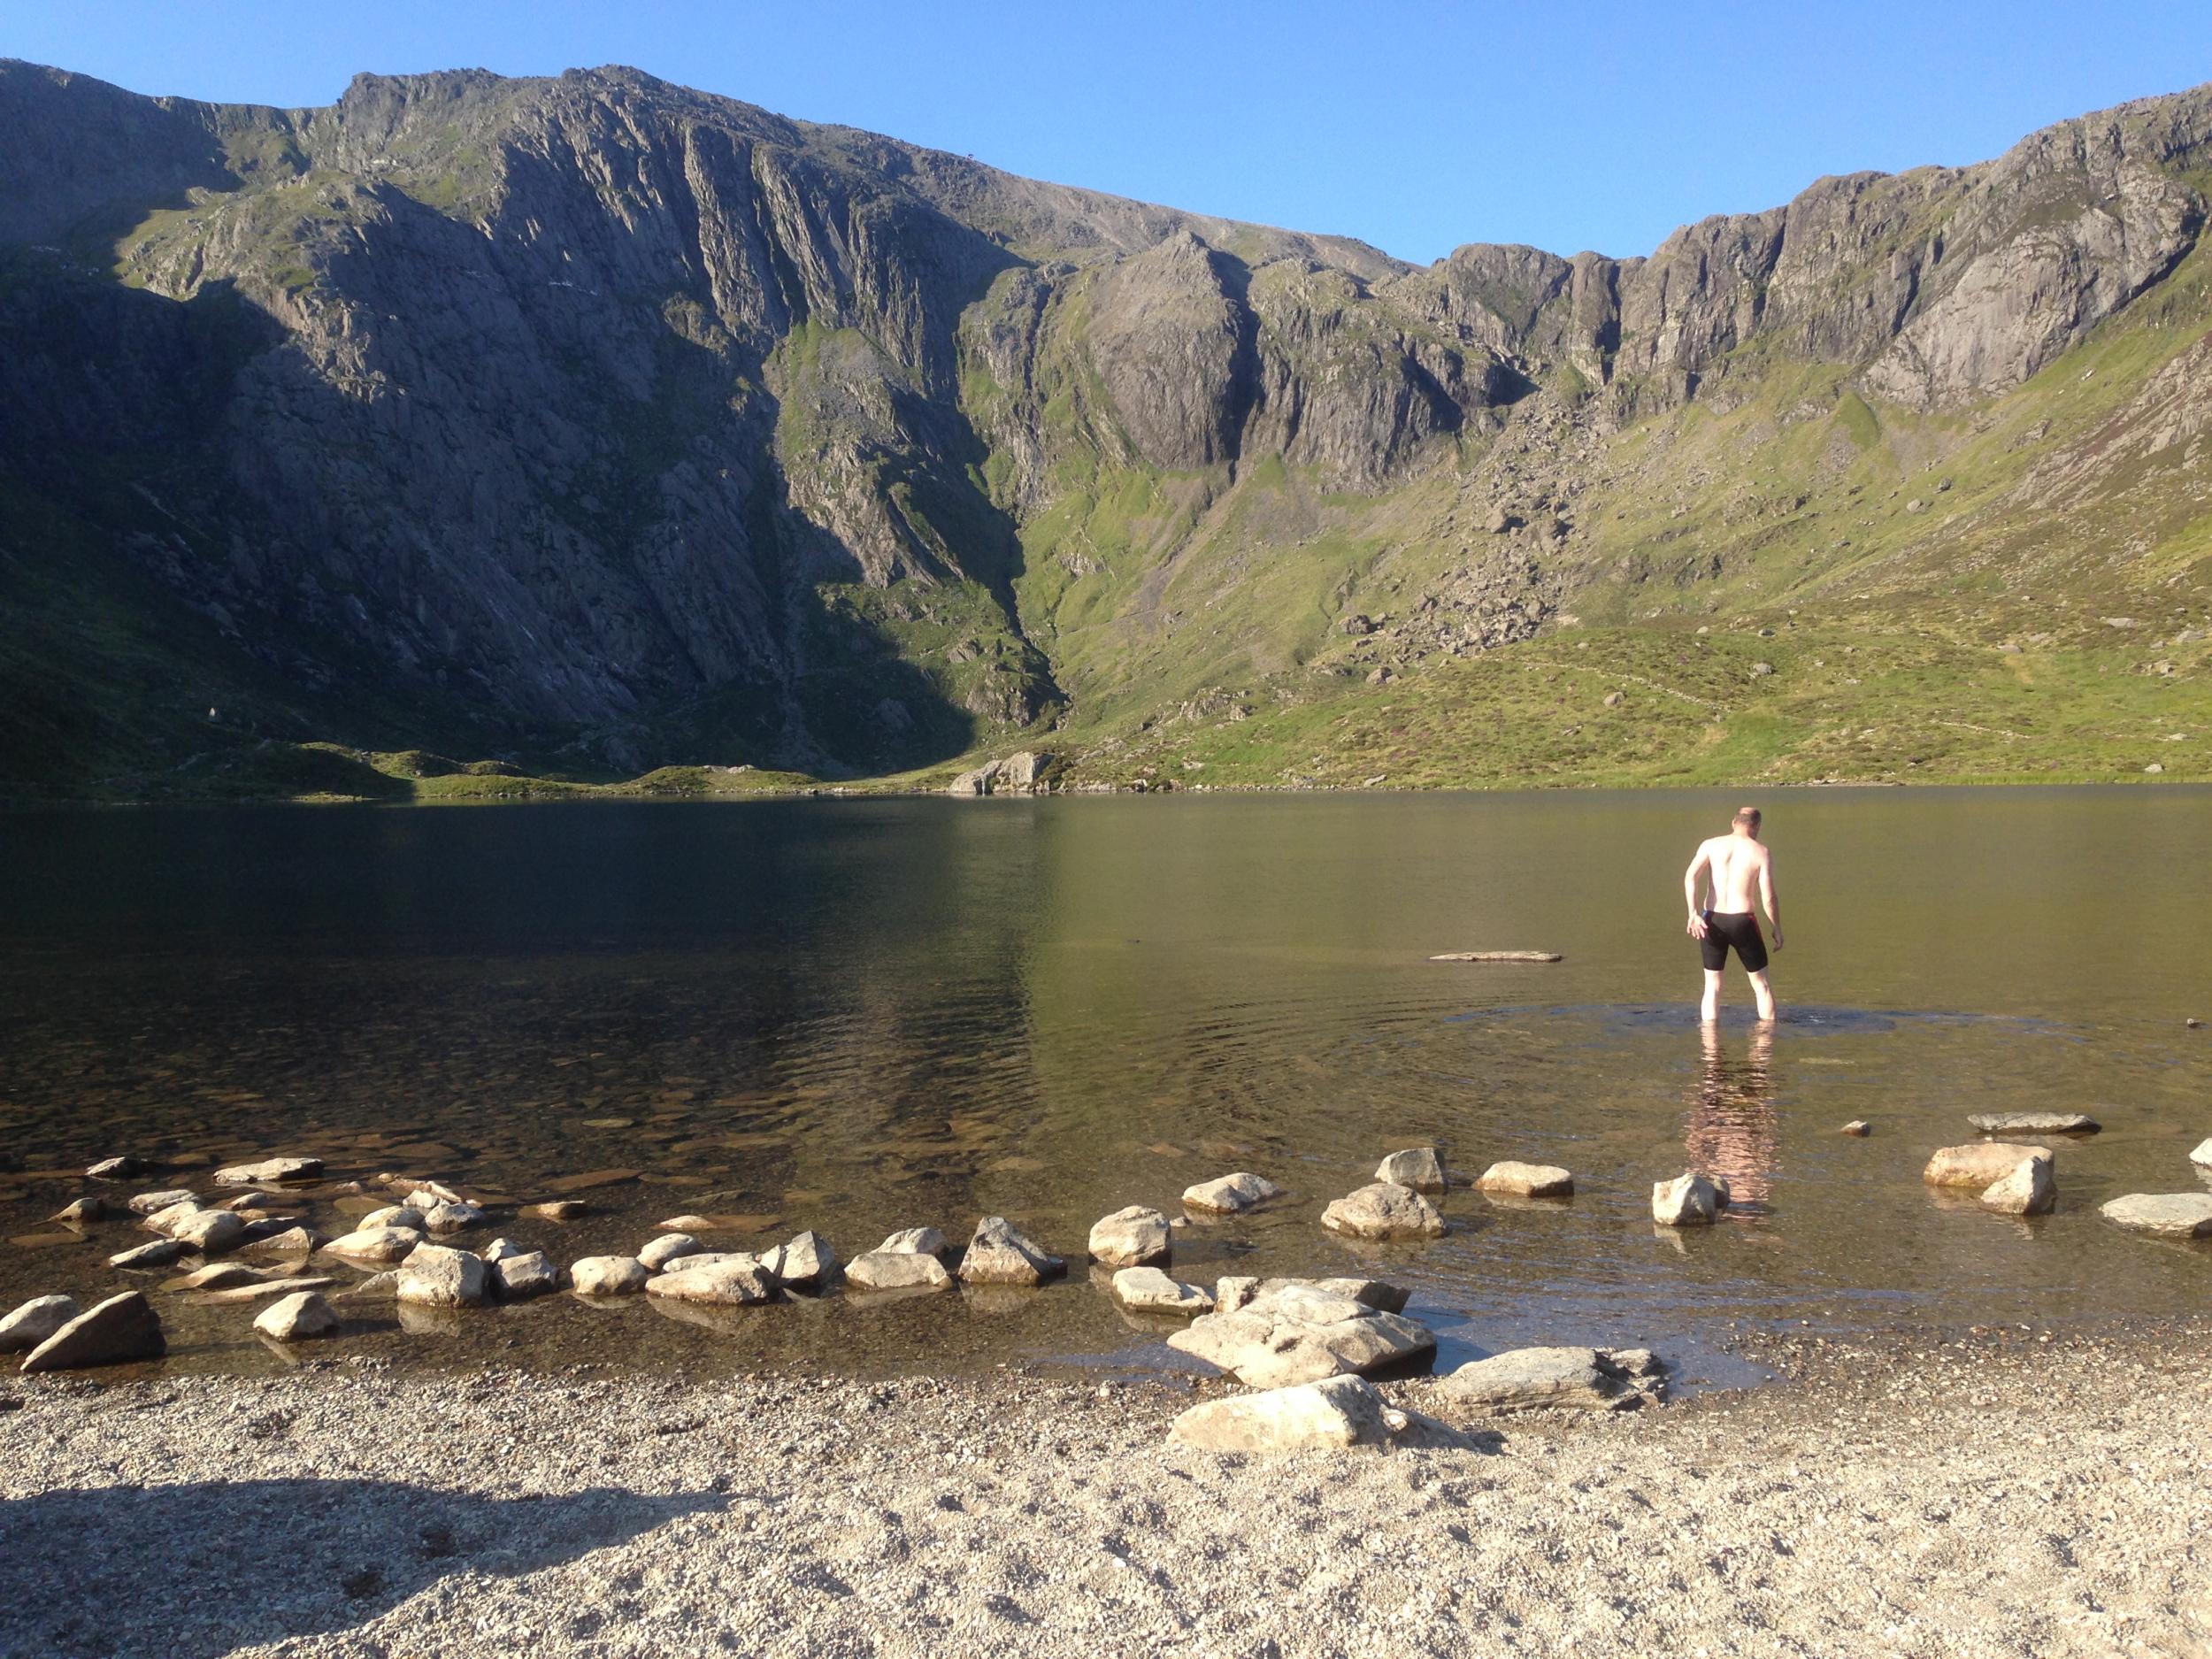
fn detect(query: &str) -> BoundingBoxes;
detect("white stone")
[1476,1161,1574,1198]
[422,1202,489,1235]
[1980,1153,2056,1216]
[491,1251,561,1300]
[2101,1193,2212,1236]
[957,1217,1064,1286]
[1967,1111,2098,1135]
[1924,1143,2052,1188]
[644,1255,778,1304]
[1171,1374,1394,1452]
[761,1231,839,1290]
[324,1226,423,1264]
[569,1256,649,1295]
[1181,1172,1284,1214]
[1320,1182,1446,1240]
[395,1243,490,1308]
[19,1291,165,1372]
[876,1226,950,1257]
[638,1233,703,1271]
[127,1189,196,1217]
[1373,1148,1447,1192]
[1110,1266,1212,1316]
[0,1294,79,1354]
[845,1250,953,1293]
[212,1156,323,1186]
[1088,1206,1171,1267]
[1168,1280,1436,1388]
[1652,1171,1730,1226]
[1433,1347,1649,1414]
[253,1291,339,1341]
[359,1205,428,1233]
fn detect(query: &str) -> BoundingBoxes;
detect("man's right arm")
[1760,849,1782,949]
[1684,844,1710,938]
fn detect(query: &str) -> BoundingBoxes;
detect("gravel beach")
[4,1318,2206,1658]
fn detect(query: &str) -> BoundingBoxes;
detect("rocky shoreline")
[2,1316,2206,1657]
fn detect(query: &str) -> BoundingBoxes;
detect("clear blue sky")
[9,1,2212,264]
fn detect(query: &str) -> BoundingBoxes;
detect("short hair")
[1732,806,1762,828]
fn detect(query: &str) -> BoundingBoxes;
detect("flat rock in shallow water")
[163,1209,247,1256]
[1321,1182,1446,1240]
[324,1226,422,1265]
[127,1189,196,1217]
[237,1226,325,1258]
[1088,1206,1171,1268]
[253,1291,338,1341]
[1652,1172,1730,1225]
[213,1157,323,1186]
[1373,1148,1447,1192]
[522,1201,590,1222]
[569,1256,648,1296]
[1171,1374,1394,1452]
[1432,1347,1658,1415]
[1924,1143,2053,1188]
[85,1156,147,1180]
[396,1244,489,1309]
[422,1202,489,1235]
[1110,1266,1213,1316]
[1477,1161,1574,1199]
[1254,1276,1410,1314]
[1168,1280,1436,1388]
[845,1250,953,1293]
[1968,1112,2099,1135]
[19,1291,164,1373]
[1981,1153,2056,1216]
[644,1256,778,1305]
[2100,1193,2212,1236]
[51,1197,104,1224]
[1181,1173,1284,1215]
[957,1217,1065,1286]
[173,1263,263,1291]
[0,1294,78,1353]
[193,1276,335,1304]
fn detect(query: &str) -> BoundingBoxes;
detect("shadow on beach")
[0,1474,725,1657]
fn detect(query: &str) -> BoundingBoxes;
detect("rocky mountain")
[2,60,2208,797]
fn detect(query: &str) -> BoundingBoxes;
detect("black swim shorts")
[1699,910,1769,972]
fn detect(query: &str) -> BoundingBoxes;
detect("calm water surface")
[2,787,2208,1385]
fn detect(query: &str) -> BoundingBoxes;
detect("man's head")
[1731,805,1763,838]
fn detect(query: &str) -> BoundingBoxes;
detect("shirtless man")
[1684,806,1782,1023]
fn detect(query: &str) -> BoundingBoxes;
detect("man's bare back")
[1683,806,1782,1023]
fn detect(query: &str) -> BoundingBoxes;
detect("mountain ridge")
[2,60,2208,799]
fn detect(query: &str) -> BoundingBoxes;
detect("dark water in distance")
[2,787,2208,1385]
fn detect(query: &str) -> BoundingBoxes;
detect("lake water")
[3,787,2208,1386]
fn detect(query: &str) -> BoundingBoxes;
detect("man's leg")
[1701,969,1724,1023]
[1747,969,1777,1022]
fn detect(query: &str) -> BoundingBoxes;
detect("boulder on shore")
[19,1291,165,1373]
[1321,1182,1446,1240]
[1432,1346,1663,1415]
[1171,1374,1394,1453]
[0,1294,80,1354]
[1373,1148,1447,1192]
[845,1250,953,1293]
[1476,1161,1574,1199]
[1981,1153,2056,1217]
[1181,1172,1284,1215]
[1110,1266,1213,1317]
[1924,1142,2052,1188]
[1088,1206,1171,1268]
[569,1256,649,1296]
[2100,1193,2212,1236]
[1651,1172,1730,1226]
[1168,1279,1436,1388]
[395,1244,490,1309]
[957,1217,1065,1286]
[253,1291,339,1342]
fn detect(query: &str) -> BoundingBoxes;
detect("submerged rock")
[522,1201,590,1222]
[1981,1153,2056,1216]
[957,1217,1065,1286]
[1321,1182,1446,1240]
[1924,1143,2053,1187]
[1432,1346,1662,1415]
[569,1256,649,1296]
[107,1240,184,1270]
[1651,1172,1730,1226]
[19,1291,165,1373]
[1476,1161,1574,1199]
[213,1156,324,1186]
[1840,1120,1872,1137]
[1110,1266,1213,1317]
[846,1250,953,1293]
[1182,1172,1284,1214]
[1168,1279,1435,1388]
[1171,1374,1394,1452]
[2100,1193,2212,1236]
[395,1244,490,1309]
[1373,1148,1447,1192]
[1968,1111,2098,1136]
[1088,1206,1171,1268]
[0,1294,79,1354]
[324,1226,423,1264]
[253,1291,339,1342]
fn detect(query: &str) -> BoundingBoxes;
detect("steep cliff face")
[1,59,2208,795]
